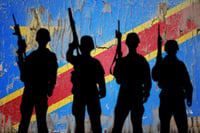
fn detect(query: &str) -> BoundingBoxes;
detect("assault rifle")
[110,20,122,74]
[152,24,162,81]
[156,24,162,64]
[68,8,80,55]
[12,14,27,81]
[12,14,26,56]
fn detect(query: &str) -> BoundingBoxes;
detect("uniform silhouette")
[17,28,58,133]
[152,40,193,133]
[66,35,106,133]
[112,32,152,133]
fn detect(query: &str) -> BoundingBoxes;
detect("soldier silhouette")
[66,35,106,133]
[112,32,152,133]
[152,40,193,133]
[16,28,58,133]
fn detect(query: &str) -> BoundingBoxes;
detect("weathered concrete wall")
[0,0,200,132]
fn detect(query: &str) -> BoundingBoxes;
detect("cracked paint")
[1,0,200,132]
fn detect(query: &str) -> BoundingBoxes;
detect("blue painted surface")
[0,0,199,131]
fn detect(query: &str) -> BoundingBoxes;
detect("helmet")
[165,40,179,54]
[36,28,51,42]
[125,32,140,48]
[80,35,94,53]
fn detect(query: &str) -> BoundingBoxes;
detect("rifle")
[152,23,162,81]
[68,8,80,55]
[110,20,122,74]
[12,14,26,56]
[12,14,27,81]
[156,23,162,64]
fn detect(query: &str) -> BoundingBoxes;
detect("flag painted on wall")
[0,0,200,132]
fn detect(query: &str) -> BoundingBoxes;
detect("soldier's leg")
[72,96,85,133]
[173,99,188,133]
[18,92,34,133]
[35,97,48,133]
[87,98,102,133]
[112,100,129,133]
[159,98,172,133]
[131,102,144,133]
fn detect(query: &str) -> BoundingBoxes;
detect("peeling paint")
[75,0,85,12]
[39,5,46,16]
[1,0,200,132]
[102,1,112,13]
[157,2,169,22]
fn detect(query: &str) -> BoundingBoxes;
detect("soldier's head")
[80,35,94,55]
[36,28,51,47]
[165,40,179,55]
[125,32,140,50]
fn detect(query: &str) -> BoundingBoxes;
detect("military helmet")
[165,40,179,54]
[36,28,51,42]
[80,35,94,52]
[125,32,140,48]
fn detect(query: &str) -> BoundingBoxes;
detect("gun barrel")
[68,8,75,29]
[12,14,17,26]
[68,8,72,22]
[118,20,120,32]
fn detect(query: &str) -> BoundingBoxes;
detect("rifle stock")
[68,8,80,55]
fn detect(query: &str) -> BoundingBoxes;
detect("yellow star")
[11,9,59,51]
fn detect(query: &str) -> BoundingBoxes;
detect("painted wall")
[0,0,200,132]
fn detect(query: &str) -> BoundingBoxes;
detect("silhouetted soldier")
[152,40,193,133]
[112,32,152,133]
[66,35,106,133]
[17,28,58,133]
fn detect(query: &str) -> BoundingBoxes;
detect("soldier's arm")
[97,62,106,99]
[143,60,152,103]
[17,40,27,82]
[182,63,193,107]
[51,54,58,86]
[98,75,106,99]
[66,42,77,64]
[113,59,122,84]
[48,54,58,97]
[152,59,163,82]
[152,65,159,81]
